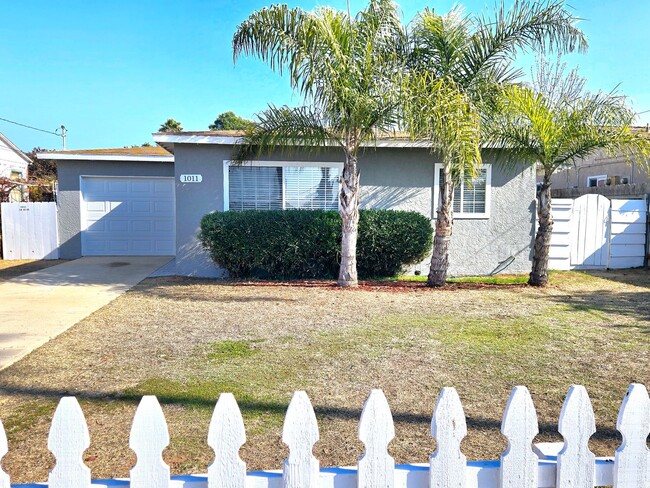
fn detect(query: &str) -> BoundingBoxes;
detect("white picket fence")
[0,202,59,260]
[4,384,650,488]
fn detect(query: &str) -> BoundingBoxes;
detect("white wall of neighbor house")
[0,136,29,179]
[168,144,535,278]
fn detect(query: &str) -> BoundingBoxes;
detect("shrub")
[199,209,432,279]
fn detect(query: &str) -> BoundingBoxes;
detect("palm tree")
[402,1,587,287]
[232,0,405,287]
[486,59,650,286]
[158,118,183,132]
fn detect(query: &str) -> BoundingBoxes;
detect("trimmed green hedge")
[199,209,432,279]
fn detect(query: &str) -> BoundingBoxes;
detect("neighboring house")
[41,132,536,277]
[0,132,31,202]
[545,126,650,199]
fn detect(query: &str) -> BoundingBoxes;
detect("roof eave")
[35,153,174,162]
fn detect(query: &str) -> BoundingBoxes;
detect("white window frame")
[223,160,343,211]
[433,164,491,219]
[586,174,607,188]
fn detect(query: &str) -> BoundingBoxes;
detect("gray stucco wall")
[57,160,174,259]
[169,144,535,278]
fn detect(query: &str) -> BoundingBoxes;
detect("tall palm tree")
[486,60,650,286]
[232,0,405,287]
[402,1,587,287]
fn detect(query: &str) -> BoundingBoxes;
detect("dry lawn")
[0,269,648,483]
[0,259,65,282]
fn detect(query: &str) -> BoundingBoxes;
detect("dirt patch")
[0,269,647,483]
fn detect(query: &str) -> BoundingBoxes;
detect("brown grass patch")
[0,269,647,483]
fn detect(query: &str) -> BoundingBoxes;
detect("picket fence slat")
[500,386,539,488]
[207,393,246,488]
[282,391,319,488]
[5,383,650,488]
[47,397,91,488]
[614,383,650,487]
[557,385,596,488]
[129,395,170,488]
[0,418,9,488]
[430,387,466,488]
[358,389,395,488]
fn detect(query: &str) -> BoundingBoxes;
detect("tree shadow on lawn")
[134,278,299,303]
[549,288,650,332]
[0,383,620,447]
[580,269,650,289]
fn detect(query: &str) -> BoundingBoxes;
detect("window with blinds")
[228,164,340,211]
[435,164,491,218]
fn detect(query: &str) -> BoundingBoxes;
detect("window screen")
[229,164,340,211]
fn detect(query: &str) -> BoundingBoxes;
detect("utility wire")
[0,116,60,136]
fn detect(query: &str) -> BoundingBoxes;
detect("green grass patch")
[4,400,57,435]
[398,274,528,284]
[204,339,264,361]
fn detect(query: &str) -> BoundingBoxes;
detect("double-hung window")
[433,164,492,219]
[224,161,342,211]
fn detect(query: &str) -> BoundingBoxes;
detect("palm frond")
[232,105,334,164]
[401,73,482,182]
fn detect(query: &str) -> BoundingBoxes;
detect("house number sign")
[180,174,202,183]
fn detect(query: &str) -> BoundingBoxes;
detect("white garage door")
[81,176,175,256]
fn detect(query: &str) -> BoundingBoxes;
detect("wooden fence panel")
[129,395,170,488]
[1,202,58,260]
[430,387,466,488]
[282,391,319,488]
[48,397,91,488]
[500,386,539,488]
[614,384,650,487]
[557,385,596,488]
[358,389,395,488]
[609,199,647,269]
[207,393,246,488]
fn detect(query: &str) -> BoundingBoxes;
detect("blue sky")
[1,0,649,152]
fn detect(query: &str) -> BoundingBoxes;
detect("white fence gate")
[549,194,647,270]
[0,202,59,260]
[3,383,650,487]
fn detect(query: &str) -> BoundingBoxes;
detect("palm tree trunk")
[529,174,553,287]
[428,165,454,287]
[338,150,360,287]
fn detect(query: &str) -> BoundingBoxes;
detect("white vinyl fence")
[549,194,647,270]
[1,202,58,260]
[4,383,650,488]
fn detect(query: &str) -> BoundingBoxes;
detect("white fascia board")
[153,133,433,148]
[36,153,174,162]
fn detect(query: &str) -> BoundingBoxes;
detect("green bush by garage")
[199,209,432,279]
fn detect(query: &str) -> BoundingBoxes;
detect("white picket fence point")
[2,383,649,487]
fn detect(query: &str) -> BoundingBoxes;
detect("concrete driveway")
[0,256,172,370]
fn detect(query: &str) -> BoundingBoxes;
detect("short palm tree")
[402,1,587,287]
[487,60,650,286]
[158,118,183,132]
[232,0,405,287]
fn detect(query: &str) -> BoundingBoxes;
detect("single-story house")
[40,132,536,277]
[0,132,30,202]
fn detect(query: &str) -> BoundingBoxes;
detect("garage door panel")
[81,177,175,256]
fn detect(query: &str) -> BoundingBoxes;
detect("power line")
[0,116,60,136]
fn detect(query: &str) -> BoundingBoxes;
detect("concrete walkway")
[0,256,172,370]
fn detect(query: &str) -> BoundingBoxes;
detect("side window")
[434,164,491,219]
